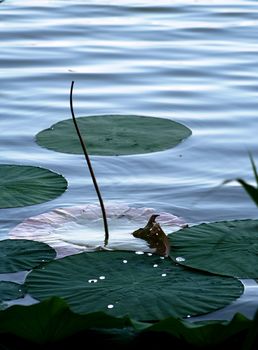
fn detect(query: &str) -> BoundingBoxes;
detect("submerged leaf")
[0,239,56,273]
[132,215,171,256]
[26,250,243,321]
[36,115,192,156]
[0,164,67,208]
[10,203,185,258]
[169,219,258,278]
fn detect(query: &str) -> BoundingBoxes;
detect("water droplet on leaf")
[176,256,185,262]
[88,279,98,283]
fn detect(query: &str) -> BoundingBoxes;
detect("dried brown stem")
[70,81,109,246]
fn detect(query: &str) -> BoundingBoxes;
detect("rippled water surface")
[1,0,258,319]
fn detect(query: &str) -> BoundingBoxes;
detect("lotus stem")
[70,81,109,246]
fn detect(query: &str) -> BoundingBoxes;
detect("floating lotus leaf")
[36,115,192,155]
[0,239,56,273]
[10,203,185,258]
[0,281,25,303]
[0,165,67,208]
[169,220,258,278]
[26,251,243,321]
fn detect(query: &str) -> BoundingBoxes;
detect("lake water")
[0,0,258,320]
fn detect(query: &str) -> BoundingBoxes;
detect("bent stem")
[70,81,109,246]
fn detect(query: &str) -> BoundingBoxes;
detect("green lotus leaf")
[36,115,192,155]
[26,251,243,321]
[144,312,251,348]
[0,297,254,347]
[0,281,25,303]
[0,239,56,273]
[0,164,67,208]
[169,220,258,278]
[0,297,134,343]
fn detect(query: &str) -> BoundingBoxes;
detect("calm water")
[1,0,258,319]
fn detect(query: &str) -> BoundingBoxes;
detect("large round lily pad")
[26,251,243,321]
[36,115,192,155]
[0,281,25,303]
[0,239,56,273]
[0,165,67,208]
[169,219,258,278]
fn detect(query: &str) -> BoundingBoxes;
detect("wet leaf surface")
[0,239,56,273]
[26,250,243,321]
[169,220,258,278]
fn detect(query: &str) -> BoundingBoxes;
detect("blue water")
[0,0,258,320]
